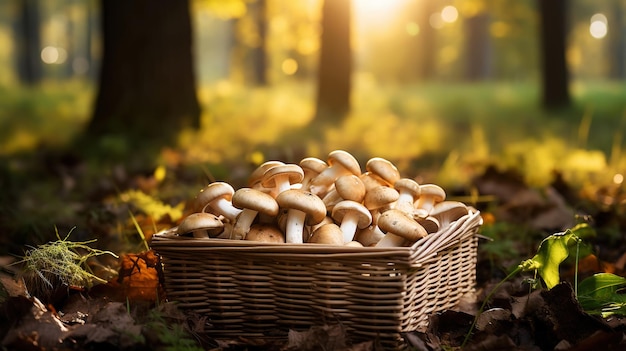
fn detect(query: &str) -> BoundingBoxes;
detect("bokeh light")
[614,173,624,185]
[441,6,458,23]
[41,46,67,64]
[406,21,419,36]
[589,13,608,39]
[282,58,298,75]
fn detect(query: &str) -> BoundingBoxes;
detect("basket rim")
[150,210,482,267]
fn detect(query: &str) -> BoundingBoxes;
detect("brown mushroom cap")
[261,164,304,193]
[276,189,327,226]
[335,174,366,202]
[394,178,421,199]
[430,201,468,228]
[332,200,372,229]
[245,223,285,243]
[415,216,440,234]
[299,157,328,191]
[366,157,400,186]
[232,188,279,217]
[177,212,224,238]
[196,182,234,210]
[327,150,361,176]
[364,185,400,211]
[308,223,344,245]
[309,150,361,196]
[416,184,446,208]
[377,209,427,242]
[248,161,284,188]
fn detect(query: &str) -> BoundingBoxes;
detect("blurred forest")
[1,0,625,250]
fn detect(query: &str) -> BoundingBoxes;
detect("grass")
[14,227,117,303]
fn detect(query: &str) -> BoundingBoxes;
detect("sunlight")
[613,173,624,185]
[353,0,407,25]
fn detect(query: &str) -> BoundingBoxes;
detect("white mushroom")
[177,212,224,238]
[245,223,285,243]
[195,182,243,222]
[414,184,446,217]
[308,223,344,245]
[375,209,428,247]
[261,164,304,197]
[365,157,400,187]
[331,200,372,243]
[394,178,421,215]
[299,157,328,191]
[309,150,361,197]
[231,188,279,240]
[276,189,327,244]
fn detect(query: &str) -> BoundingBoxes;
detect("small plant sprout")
[462,223,592,347]
[16,227,118,303]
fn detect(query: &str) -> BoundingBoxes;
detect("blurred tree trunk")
[608,2,625,79]
[250,0,267,85]
[464,12,492,81]
[538,0,571,108]
[417,1,437,80]
[15,0,42,85]
[315,0,351,122]
[86,0,200,154]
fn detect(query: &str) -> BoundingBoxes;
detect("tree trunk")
[464,13,492,81]
[417,1,436,81]
[15,0,42,85]
[250,0,268,86]
[608,2,625,79]
[538,0,571,108]
[315,0,351,122]
[87,0,200,152]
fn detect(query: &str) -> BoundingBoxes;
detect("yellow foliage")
[119,190,184,222]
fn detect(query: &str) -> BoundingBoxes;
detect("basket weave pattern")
[151,210,481,349]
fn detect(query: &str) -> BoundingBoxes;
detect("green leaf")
[519,231,581,289]
[578,273,626,317]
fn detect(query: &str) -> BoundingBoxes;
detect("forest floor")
[1,147,626,351]
[1,82,626,350]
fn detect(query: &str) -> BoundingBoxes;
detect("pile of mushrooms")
[176,150,471,247]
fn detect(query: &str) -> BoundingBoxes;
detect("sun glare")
[353,0,407,25]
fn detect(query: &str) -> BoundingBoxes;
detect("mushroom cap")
[418,184,446,202]
[327,150,361,176]
[364,186,400,211]
[261,164,304,189]
[415,216,440,234]
[377,209,427,242]
[195,182,235,211]
[366,157,400,186]
[248,160,285,188]
[245,223,285,243]
[332,200,372,229]
[308,223,344,245]
[430,201,468,223]
[232,188,279,216]
[299,157,328,175]
[335,174,366,203]
[275,189,327,225]
[177,212,224,236]
[394,178,421,198]
[344,241,364,247]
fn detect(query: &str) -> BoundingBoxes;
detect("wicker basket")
[150,209,482,349]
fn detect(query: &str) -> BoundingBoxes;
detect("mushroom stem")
[208,197,242,221]
[231,209,259,240]
[375,233,406,247]
[338,212,360,243]
[285,209,306,244]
